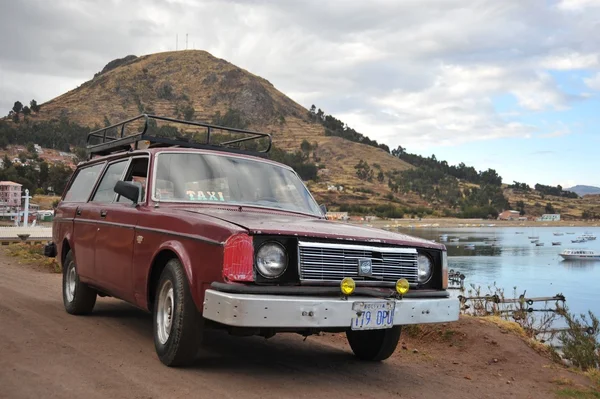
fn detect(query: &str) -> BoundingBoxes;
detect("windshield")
[153,152,323,216]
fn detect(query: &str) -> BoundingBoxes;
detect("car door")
[62,162,106,281]
[91,156,148,302]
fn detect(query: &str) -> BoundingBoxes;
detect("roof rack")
[86,114,272,159]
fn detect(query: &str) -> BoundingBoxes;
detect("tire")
[62,250,97,315]
[346,326,402,361]
[153,258,202,367]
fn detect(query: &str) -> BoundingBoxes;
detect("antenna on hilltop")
[176,34,178,51]
[186,33,188,50]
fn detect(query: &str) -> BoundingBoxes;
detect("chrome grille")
[298,241,419,284]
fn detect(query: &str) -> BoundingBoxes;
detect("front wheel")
[62,250,97,315]
[153,258,202,367]
[346,326,402,361]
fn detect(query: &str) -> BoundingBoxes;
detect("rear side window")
[63,163,105,203]
[91,159,129,203]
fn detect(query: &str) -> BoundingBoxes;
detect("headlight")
[417,254,433,284]
[256,242,288,278]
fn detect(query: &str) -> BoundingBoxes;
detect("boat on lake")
[571,237,586,243]
[581,233,596,241]
[559,249,600,261]
[531,239,539,243]
[536,242,545,246]
[553,232,564,236]
[552,242,561,246]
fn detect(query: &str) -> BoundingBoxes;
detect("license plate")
[351,301,395,330]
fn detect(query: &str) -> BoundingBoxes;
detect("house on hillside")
[498,210,521,220]
[0,181,22,207]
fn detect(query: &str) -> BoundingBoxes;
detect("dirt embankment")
[0,251,597,399]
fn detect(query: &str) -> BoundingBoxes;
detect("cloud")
[556,0,600,11]
[537,129,571,138]
[1,0,600,152]
[529,150,556,156]
[585,73,600,90]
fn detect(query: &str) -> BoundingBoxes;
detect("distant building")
[0,181,22,207]
[326,211,349,221]
[498,210,521,220]
[537,214,561,222]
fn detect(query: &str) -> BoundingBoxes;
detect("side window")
[117,157,149,204]
[91,160,129,203]
[63,163,105,203]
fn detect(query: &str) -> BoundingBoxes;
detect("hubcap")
[156,280,174,345]
[65,262,76,302]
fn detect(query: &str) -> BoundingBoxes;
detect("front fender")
[150,239,197,301]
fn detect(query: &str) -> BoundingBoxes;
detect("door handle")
[76,208,82,216]
[100,210,107,218]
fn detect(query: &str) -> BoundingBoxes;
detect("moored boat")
[552,241,561,246]
[581,233,596,241]
[559,249,600,261]
[553,232,564,236]
[536,242,544,246]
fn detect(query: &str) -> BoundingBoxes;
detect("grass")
[4,243,61,273]
[555,389,600,398]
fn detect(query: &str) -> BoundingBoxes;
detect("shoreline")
[345,217,600,229]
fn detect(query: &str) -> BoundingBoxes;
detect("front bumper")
[202,289,460,329]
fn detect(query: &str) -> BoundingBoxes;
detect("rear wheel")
[153,258,202,367]
[62,250,97,315]
[346,326,402,361]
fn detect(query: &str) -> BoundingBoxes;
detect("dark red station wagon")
[46,115,459,367]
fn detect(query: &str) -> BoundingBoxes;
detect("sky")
[1,0,600,188]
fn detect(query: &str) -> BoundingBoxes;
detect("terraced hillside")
[18,50,424,211]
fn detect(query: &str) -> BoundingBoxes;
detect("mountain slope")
[28,50,417,209]
[566,185,600,197]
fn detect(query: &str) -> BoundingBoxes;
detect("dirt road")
[0,254,594,399]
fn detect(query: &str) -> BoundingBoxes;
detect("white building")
[537,214,560,222]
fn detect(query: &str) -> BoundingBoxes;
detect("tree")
[39,161,49,188]
[11,112,19,123]
[377,170,385,182]
[22,106,31,116]
[300,139,312,154]
[30,99,40,113]
[391,145,405,158]
[26,142,35,154]
[516,200,526,215]
[182,104,195,121]
[12,101,23,114]
[545,202,556,214]
[354,160,374,181]
[2,154,12,169]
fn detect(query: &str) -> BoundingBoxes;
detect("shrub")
[558,309,600,371]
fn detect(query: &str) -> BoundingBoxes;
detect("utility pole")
[176,34,178,51]
[186,33,188,50]
[22,188,31,228]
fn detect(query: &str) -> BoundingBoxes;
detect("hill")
[566,185,600,197]
[4,50,431,214]
[2,50,594,220]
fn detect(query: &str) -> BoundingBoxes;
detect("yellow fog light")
[340,277,356,296]
[396,278,410,295]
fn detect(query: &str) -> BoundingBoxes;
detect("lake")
[396,226,600,320]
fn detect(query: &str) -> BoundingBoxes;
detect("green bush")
[558,309,599,371]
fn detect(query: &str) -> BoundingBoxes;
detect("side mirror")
[115,180,141,204]
[319,204,327,214]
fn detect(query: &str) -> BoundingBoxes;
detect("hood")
[180,207,445,250]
